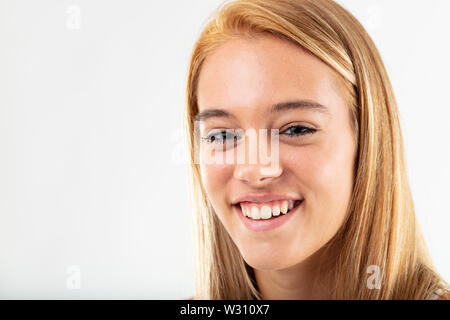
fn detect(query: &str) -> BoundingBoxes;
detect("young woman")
[183,0,449,299]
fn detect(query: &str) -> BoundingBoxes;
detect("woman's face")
[196,33,357,271]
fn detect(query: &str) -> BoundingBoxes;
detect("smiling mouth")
[234,199,303,220]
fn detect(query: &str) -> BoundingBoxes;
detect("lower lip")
[234,200,303,232]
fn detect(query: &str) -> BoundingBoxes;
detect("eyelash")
[283,125,317,137]
[201,130,238,144]
[201,125,317,144]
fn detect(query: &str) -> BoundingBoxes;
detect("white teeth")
[280,201,288,214]
[239,200,298,220]
[251,207,260,220]
[272,205,281,216]
[261,206,272,219]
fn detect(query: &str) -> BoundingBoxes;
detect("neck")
[253,246,336,300]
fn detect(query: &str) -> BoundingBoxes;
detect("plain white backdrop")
[0,0,449,299]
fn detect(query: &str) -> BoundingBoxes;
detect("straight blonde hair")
[183,0,449,299]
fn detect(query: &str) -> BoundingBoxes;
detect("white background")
[0,0,448,299]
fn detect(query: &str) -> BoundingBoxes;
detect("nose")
[233,130,282,187]
[233,163,282,187]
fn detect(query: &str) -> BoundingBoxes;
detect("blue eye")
[201,125,316,144]
[282,125,317,137]
[201,130,240,144]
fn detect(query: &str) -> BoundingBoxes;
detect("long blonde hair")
[183,0,449,299]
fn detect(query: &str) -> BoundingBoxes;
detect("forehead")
[196,33,343,117]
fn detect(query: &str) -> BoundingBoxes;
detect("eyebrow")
[194,99,330,122]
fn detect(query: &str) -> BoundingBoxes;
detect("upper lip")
[231,192,302,205]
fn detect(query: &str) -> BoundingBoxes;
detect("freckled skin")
[196,33,357,272]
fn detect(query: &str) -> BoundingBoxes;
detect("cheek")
[282,141,355,250]
[284,137,355,215]
[199,145,234,191]
[200,163,232,208]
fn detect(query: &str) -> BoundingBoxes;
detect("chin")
[237,237,318,272]
[239,246,297,271]
[244,255,295,271]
